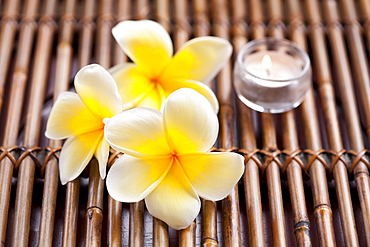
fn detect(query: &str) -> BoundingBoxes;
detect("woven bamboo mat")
[1,0,370,246]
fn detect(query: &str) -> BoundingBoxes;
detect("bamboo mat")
[0,0,370,246]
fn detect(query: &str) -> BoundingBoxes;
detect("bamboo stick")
[85,160,105,247]
[123,1,153,246]
[156,0,170,33]
[299,27,337,247]
[10,1,56,245]
[231,0,266,246]
[0,0,20,113]
[289,0,335,246]
[261,114,288,247]
[284,0,312,246]
[281,110,311,247]
[173,0,189,51]
[340,0,370,142]
[151,1,171,246]
[249,0,265,40]
[193,0,210,42]
[360,0,370,62]
[281,72,312,242]
[359,0,370,24]
[265,1,306,246]
[324,0,370,245]
[62,179,80,246]
[106,1,132,245]
[236,105,266,246]
[200,199,218,247]
[179,222,197,246]
[39,1,76,246]
[299,2,337,246]
[135,0,149,20]
[78,0,95,68]
[114,0,130,65]
[62,1,95,246]
[211,0,242,246]
[0,0,38,244]
[248,0,289,245]
[153,217,169,247]
[305,0,359,245]
[236,107,268,241]
[95,0,114,69]
[107,188,122,247]
[231,0,248,56]
[192,1,219,246]
[106,1,133,246]
[84,0,114,246]
[129,201,144,246]
[172,1,197,245]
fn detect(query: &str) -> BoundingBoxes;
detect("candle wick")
[266,68,271,78]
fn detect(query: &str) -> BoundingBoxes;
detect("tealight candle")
[234,38,311,113]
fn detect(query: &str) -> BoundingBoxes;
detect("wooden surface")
[0,0,370,246]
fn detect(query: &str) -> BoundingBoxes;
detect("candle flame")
[262,55,272,70]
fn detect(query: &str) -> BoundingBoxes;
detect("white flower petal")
[145,161,200,230]
[112,20,173,62]
[74,64,122,119]
[95,137,110,179]
[59,130,103,185]
[45,92,102,140]
[104,108,171,157]
[162,79,219,113]
[112,20,173,78]
[106,155,172,202]
[163,88,219,153]
[179,152,244,201]
[161,37,232,84]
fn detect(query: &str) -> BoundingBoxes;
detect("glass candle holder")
[233,38,311,113]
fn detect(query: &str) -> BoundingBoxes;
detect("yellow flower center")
[150,78,160,87]
[151,79,166,105]
[170,153,181,170]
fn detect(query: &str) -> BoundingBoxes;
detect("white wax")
[244,51,302,88]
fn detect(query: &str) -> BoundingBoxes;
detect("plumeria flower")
[45,64,122,184]
[105,88,244,229]
[110,20,232,112]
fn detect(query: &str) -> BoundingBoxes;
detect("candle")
[245,52,301,84]
[234,38,311,113]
